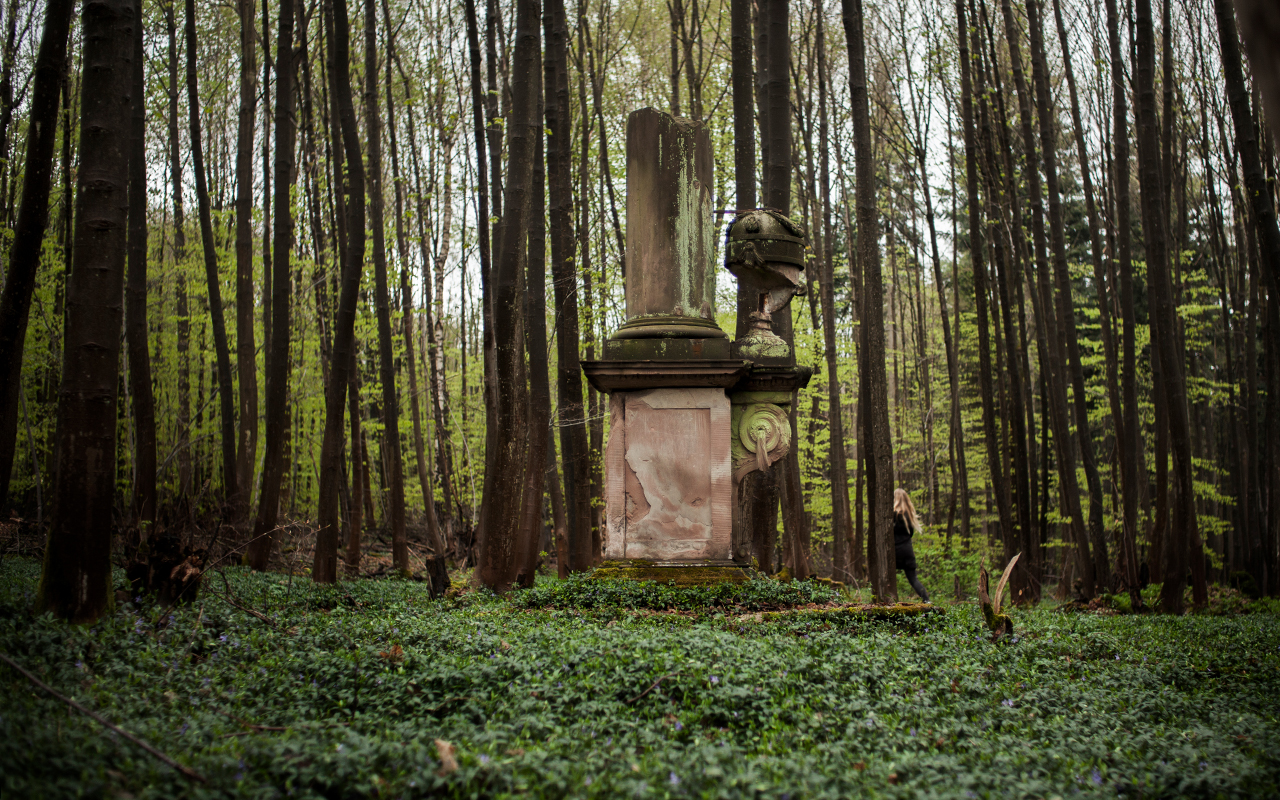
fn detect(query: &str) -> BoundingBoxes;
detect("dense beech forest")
[2,0,1280,618]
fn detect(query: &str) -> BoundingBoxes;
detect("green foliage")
[3,557,1280,799]
[511,572,840,612]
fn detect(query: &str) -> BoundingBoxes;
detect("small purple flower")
[1002,699,1014,707]
[669,771,680,786]
[710,676,719,684]
[584,777,593,786]
[674,721,683,731]
[75,660,83,669]
[1091,768,1103,786]
[220,634,228,642]
[910,728,916,736]
[480,754,490,764]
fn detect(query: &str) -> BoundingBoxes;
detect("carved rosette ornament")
[731,403,791,481]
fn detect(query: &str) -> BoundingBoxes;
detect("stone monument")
[582,108,810,583]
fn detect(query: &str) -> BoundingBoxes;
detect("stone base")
[590,559,752,585]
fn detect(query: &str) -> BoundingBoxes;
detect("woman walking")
[893,489,930,602]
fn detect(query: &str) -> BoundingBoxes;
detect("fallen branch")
[627,672,679,705]
[0,653,206,783]
[202,582,285,631]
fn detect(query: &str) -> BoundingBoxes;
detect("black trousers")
[903,568,929,602]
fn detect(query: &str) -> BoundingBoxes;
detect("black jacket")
[893,513,917,571]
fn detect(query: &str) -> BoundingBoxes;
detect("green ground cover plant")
[2,556,1278,799]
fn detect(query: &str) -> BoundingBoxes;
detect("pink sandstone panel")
[622,400,714,560]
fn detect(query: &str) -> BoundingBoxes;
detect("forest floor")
[1,556,1279,799]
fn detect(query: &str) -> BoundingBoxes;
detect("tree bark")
[731,0,754,211]
[476,0,540,592]
[234,0,259,522]
[126,0,156,532]
[247,0,297,572]
[166,0,192,503]
[545,0,592,573]
[1214,0,1280,594]
[815,0,853,582]
[362,0,408,573]
[185,0,239,510]
[1134,0,1202,612]
[314,0,366,584]
[0,0,75,512]
[1026,0,1108,588]
[842,0,895,600]
[36,0,134,623]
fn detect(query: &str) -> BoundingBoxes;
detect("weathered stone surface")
[583,358,748,393]
[615,108,721,338]
[601,336,731,361]
[603,388,733,561]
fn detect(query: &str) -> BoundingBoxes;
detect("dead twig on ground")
[0,653,207,783]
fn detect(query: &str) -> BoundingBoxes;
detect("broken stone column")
[585,109,747,581]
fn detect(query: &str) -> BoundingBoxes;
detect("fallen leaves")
[435,739,458,775]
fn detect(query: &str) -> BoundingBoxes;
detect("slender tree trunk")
[362,0,408,573]
[998,0,1094,595]
[234,0,259,522]
[382,1,447,563]
[1134,0,1201,612]
[1098,0,1144,607]
[815,1,853,582]
[545,0,592,572]
[965,3,1016,585]
[260,0,272,383]
[1214,0,1280,594]
[315,0,366,584]
[1025,0,1108,587]
[185,0,239,509]
[0,0,75,512]
[248,0,297,571]
[476,0,540,592]
[521,49,549,585]
[126,1,156,532]
[164,0,192,503]
[731,0,754,211]
[36,0,134,623]
[843,0,895,600]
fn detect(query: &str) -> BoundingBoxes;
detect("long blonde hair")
[894,488,920,533]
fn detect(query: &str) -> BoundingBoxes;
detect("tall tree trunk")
[1026,0,1108,587]
[1214,0,1280,594]
[521,49,549,585]
[463,0,492,540]
[126,0,156,532]
[544,0,591,572]
[363,0,408,573]
[815,0,853,582]
[0,0,75,512]
[1103,0,1144,607]
[36,0,134,623]
[731,0,754,211]
[260,0,272,387]
[382,0,446,562]
[1134,0,1201,612]
[247,0,297,571]
[997,0,1094,596]
[314,0,366,584]
[234,0,259,522]
[185,0,239,509]
[842,0,895,600]
[965,2,1016,587]
[166,0,192,504]
[476,0,540,592]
